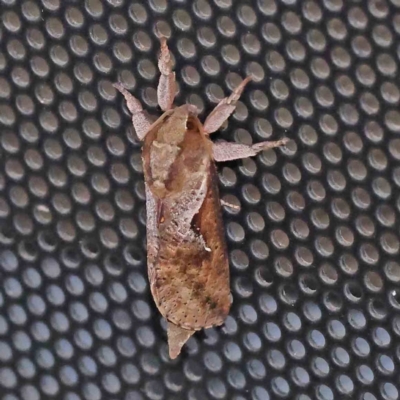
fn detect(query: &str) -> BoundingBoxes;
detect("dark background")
[1,1,400,399]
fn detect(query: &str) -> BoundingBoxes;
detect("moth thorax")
[150,141,180,184]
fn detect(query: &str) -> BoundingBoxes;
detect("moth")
[114,37,288,359]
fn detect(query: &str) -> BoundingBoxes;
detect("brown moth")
[114,37,288,359]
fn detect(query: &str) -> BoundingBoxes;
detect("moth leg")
[113,83,151,140]
[203,76,252,135]
[157,37,176,112]
[167,322,195,359]
[213,138,289,162]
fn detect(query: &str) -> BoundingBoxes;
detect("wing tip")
[167,322,195,359]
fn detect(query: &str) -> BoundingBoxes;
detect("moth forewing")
[143,108,230,330]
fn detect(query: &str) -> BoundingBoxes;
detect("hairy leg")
[157,37,176,112]
[203,76,252,135]
[213,138,289,162]
[113,83,151,140]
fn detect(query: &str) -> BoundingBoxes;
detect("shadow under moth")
[114,37,288,359]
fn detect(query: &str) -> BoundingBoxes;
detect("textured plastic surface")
[1,0,400,399]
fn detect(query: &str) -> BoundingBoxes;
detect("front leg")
[213,138,289,162]
[157,37,176,112]
[203,77,252,135]
[113,83,152,140]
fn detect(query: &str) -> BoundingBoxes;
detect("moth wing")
[146,181,199,359]
[153,163,231,331]
[167,322,195,359]
[145,183,160,291]
[191,162,231,327]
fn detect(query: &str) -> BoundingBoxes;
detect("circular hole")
[19,240,38,261]
[323,291,343,312]
[283,311,301,332]
[61,247,81,269]
[368,298,387,320]
[263,322,281,343]
[291,366,310,387]
[80,239,100,259]
[331,346,350,367]
[279,284,298,306]
[104,253,124,276]
[364,271,383,292]
[336,374,354,395]
[255,267,274,287]
[275,257,293,278]
[381,382,398,400]
[385,261,400,282]
[287,339,305,360]
[352,336,370,357]
[308,329,326,350]
[319,263,338,285]
[348,309,367,330]
[357,364,375,385]
[267,349,286,370]
[372,327,391,348]
[37,230,57,251]
[328,320,346,340]
[344,281,363,302]
[271,376,290,396]
[316,384,334,400]
[299,274,318,294]
[389,288,400,310]
[376,354,395,376]
[303,301,322,322]
[312,357,330,378]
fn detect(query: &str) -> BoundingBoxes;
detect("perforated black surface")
[1,0,400,399]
